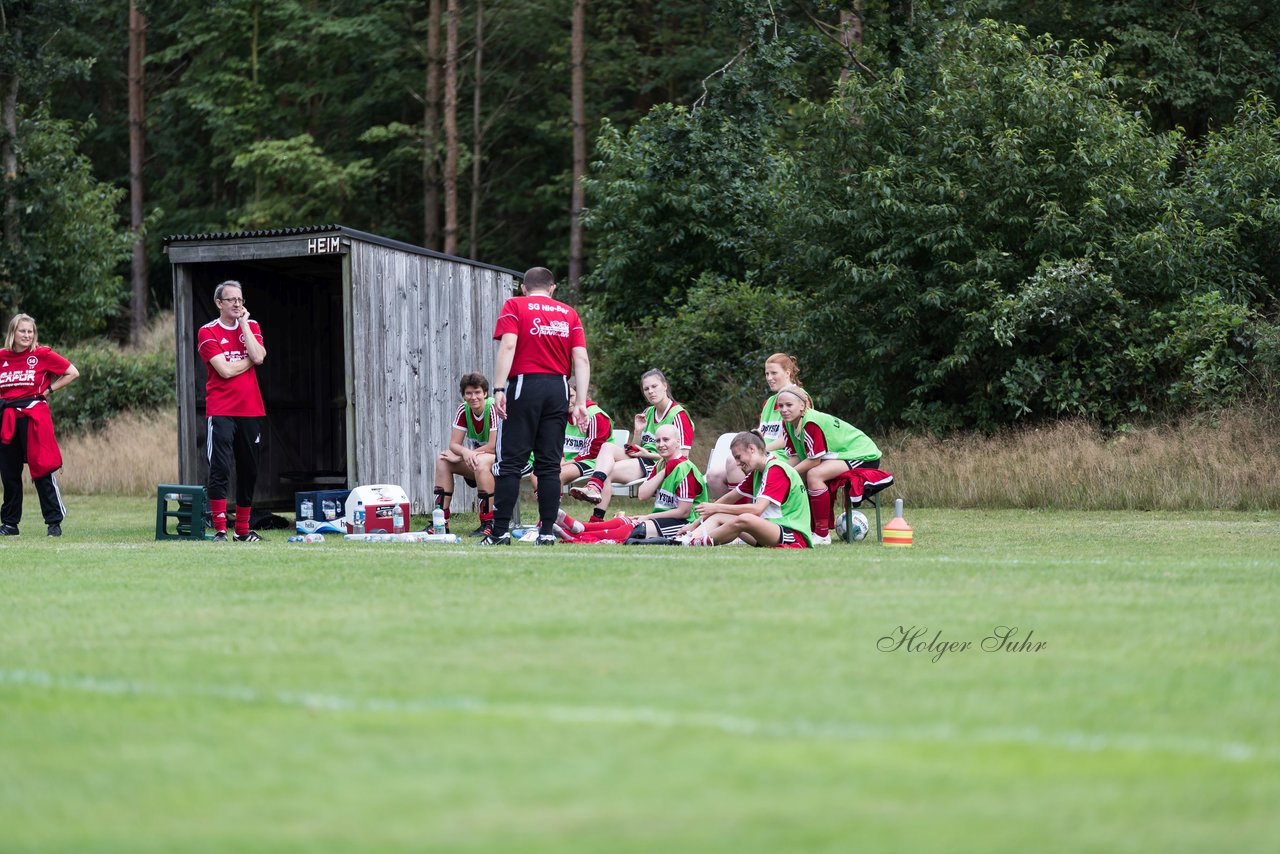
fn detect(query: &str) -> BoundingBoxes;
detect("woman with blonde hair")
[774,384,881,545]
[708,352,801,497]
[0,314,79,536]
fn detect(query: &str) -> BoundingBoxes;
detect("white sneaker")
[810,533,832,546]
[518,529,540,543]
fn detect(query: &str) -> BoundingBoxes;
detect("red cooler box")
[345,484,412,533]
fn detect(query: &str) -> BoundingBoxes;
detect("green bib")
[784,408,880,461]
[463,397,495,447]
[750,458,811,546]
[652,458,708,522]
[641,402,694,452]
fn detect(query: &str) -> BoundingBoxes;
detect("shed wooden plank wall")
[349,241,511,512]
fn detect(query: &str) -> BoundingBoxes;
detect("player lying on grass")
[433,372,498,536]
[775,384,882,546]
[557,423,707,542]
[569,368,694,519]
[677,431,812,548]
[707,352,800,496]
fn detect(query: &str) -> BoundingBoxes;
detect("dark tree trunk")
[423,0,441,250]
[568,0,586,290]
[128,0,148,346]
[443,0,459,255]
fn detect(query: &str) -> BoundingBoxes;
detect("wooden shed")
[164,225,518,512]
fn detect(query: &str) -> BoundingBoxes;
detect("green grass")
[2,496,1278,852]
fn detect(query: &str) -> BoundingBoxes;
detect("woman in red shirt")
[0,314,79,537]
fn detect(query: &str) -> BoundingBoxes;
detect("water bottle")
[354,501,365,534]
[393,504,406,534]
[300,498,314,520]
[431,508,446,535]
[322,499,337,520]
[287,533,325,543]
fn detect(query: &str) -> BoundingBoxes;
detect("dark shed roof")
[163,224,522,278]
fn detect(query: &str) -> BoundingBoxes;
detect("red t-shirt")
[733,465,791,507]
[0,347,71,400]
[784,421,829,458]
[493,295,586,376]
[198,319,265,417]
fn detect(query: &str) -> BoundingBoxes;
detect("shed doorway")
[185,254,349,508]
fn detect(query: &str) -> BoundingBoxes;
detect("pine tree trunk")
[469,0,484,258]
[443,0,460,256]
[2,67,19,255]
[423,0,441,250]
[568,0,586,290]
[128,0,148,346]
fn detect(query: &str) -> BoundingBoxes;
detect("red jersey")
[0,347,71,400]
[198,319,265,417]
[493,295,586,376]
[733,464,792,507]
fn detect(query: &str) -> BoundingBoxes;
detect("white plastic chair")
[705,432,737,487]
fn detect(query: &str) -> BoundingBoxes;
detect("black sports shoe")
[477,532,511,546]
[212,531,228,542]
[0,524,18,536]
[534,534,557,546]
[624,536,678,546]
[47,524,62,537]
[234,531,264,542]
[469,524,491,537]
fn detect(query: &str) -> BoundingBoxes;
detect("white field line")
[0,668,1271,764]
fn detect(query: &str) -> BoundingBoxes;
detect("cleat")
[0,524,18,536]
[212,531,228,542]
[469,524,491,537]
[810,533,832,546]
[234,531,264,542]
[568,484,602,505]
[47,524,62,537]
[478,533,511,546]
[534,534,557,546]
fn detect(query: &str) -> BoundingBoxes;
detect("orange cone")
[883,498,913,547]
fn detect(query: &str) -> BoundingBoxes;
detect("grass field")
[2,496,1278,852]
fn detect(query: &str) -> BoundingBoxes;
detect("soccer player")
[559,385,614,486]
[0,313,79,537]
[484,267,590,546]
[198,280,267,542]
[679,431,811,548]
[707,352,800,496]
[568,368,694,519]
[774,384,881,545]
[557,423,706,542]
[433,372,498,536]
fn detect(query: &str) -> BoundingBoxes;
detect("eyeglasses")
[218,297,244,304]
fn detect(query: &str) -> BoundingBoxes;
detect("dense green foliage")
[586,14,1280,430]
[56,337,175,432]
[2,0,1277,431]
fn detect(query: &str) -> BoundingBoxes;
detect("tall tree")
[568,0,586,288]
[443,0,459,254]
[128,0,147,345]
[469,0,484,257]
[423,0,441,249]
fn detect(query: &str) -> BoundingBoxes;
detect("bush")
[54,338,176,434]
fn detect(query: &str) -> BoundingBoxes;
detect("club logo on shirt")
[530,317,571,338]
[26,356,38,368]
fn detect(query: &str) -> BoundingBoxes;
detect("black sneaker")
[212,531,228,542]
[47,524,62,537]
[534,534,557,546]
[234,531,264,542]
[469,524,491,537]
[478,532,511,546]
[0,524,18,536]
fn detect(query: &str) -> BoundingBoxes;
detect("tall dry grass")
[696,409,1280,510]
[54,408,178,496]
[887,411,1280,510]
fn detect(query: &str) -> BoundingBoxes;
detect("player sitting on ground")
[433,372,498,536]
[774,384,882,546]
[568,368,694,519]
[557,423,706,542]
[678,430,811,548]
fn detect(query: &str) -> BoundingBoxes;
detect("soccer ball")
[834,510,869,542]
